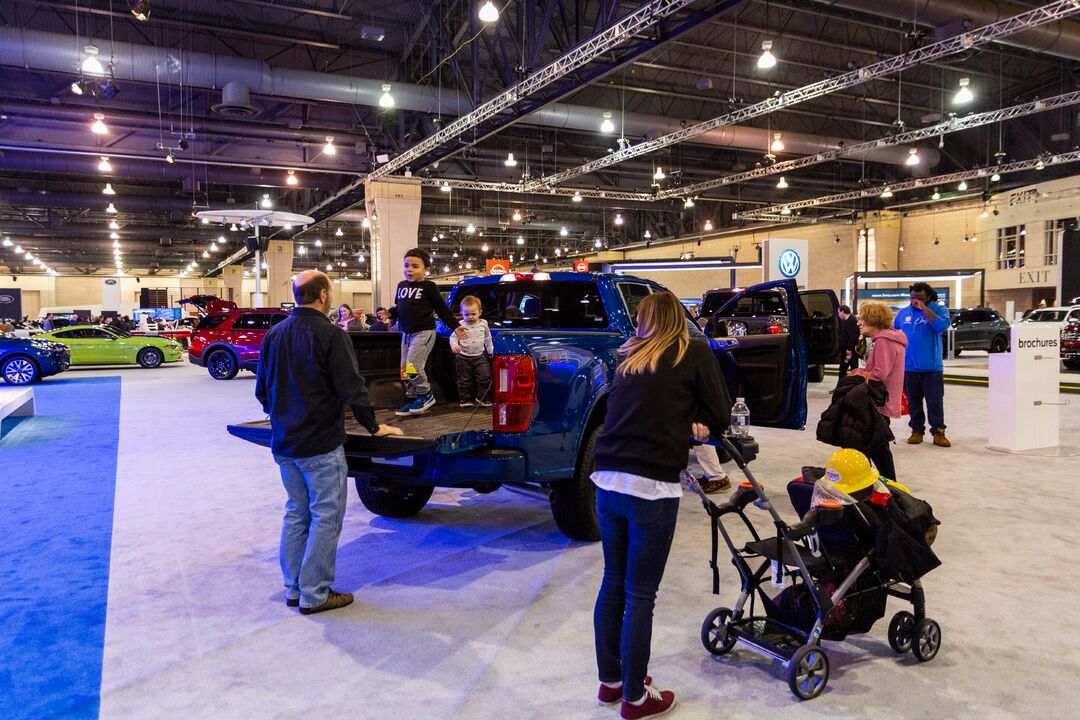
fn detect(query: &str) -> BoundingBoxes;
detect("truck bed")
[228,403,492,454]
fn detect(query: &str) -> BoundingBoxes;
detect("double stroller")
[685,437,941,700]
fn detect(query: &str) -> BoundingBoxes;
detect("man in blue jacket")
[894,282,951,447]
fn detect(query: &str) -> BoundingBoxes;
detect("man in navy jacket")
[894,282,951,447]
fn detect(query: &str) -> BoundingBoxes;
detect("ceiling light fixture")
[1035,157,1046,171]
[653,166,666,181]
[931,189,941,200]
[314,238,323,247]
[479,1,499,23]
[504,152,518,167]
[261,194,272,209]
[210,242,219,252]
[361,217,371,229]
[466,223,476,234]
[71,80,85,95]
[776,176,788,189]
[954,77,973,105]
[600,112,615,133]
[757,40,777,69]
[110,231,120,240]
[81,45,105,75]
[108,219,119,230]
[980,207,990,219]
[323,136,336,155]
[379,83,395,108]
[230,223,238,231]
[1,237,10,248]
[613,213,624,226]
[91,113,108,134]
[779,207,791,216]
[684,197,695,209]
[102,183,116,195]
[644,229,652,239]
[512,209,523,222]
[572,192,582,202]
[958,180,968,191]
[286,170,298,186]
[98,156,112,172]
[297,245,307,255]
[440,181,451,192]
[771,132,784,153]
[105,202,117,214]
[164,150,175,164]
[559,226,568,237]
[334,227,343,237]
[990,170,1001,182]
[906,147,920,166]
[880,187,893,198]
[516,235,525,245]
[202,251,210,259]
[481,243,489,252]
[704,219,714,231]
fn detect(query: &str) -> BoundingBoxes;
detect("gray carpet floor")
[77,362,1079,718]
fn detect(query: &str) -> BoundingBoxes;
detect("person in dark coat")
[817,375,895,456]
[837,305,860,381]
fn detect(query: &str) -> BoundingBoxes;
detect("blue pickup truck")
[228,272,838,541]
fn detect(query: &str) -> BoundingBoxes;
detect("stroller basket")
[687,436,942,700]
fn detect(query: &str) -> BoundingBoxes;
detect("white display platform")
[987,323,1077,455]
[0,387,35,438]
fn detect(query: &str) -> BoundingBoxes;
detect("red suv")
[1063,320,1080,371]
[186,298,289,380]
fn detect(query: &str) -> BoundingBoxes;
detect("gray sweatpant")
[400,329,436,398]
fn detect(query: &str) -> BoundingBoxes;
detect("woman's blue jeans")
[593,487,680,702]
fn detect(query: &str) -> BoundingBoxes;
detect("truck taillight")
[493,354,536,433]
[767,323,782,334]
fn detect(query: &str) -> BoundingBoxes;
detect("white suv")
[1022,305,1080,328]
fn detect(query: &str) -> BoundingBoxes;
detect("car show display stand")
[988,323,1078,456]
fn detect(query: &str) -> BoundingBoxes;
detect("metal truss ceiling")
[528,0,1080,190]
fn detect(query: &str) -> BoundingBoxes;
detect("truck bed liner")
[369,404,493,437]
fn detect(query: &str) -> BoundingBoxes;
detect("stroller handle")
[691,434,751,470]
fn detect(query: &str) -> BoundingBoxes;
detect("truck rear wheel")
[550,424,602,542]
[354,476,433,518]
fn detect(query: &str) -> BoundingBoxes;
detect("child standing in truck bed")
[394,248,467,416]
[450,295,494,407]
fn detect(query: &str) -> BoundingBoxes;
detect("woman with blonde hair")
[850,301,907,480]
[591,291,731,719]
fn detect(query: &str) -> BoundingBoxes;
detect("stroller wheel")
[911,618,941,662]
[887,611,916,653]
[701,607,737,655]
[786,644,830,700]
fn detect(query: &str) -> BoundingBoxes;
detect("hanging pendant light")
[479,1,499,23]
[504,152,518,167]
[653,166,666,181]
[957,180,968,191]
[323,136,336,155]
[600,112,615,133]
[105,202,117,214]
[684,197,695,209]
[613,213,624,226]
[516,235,525,245]
[776,176,788,189]
[108,219,119,230]
[572,192,583,202]
[559,226,568,237]
[906,147,920,166]
[880,187,893,199]
[98,156,112,172]
[770,133,784,153]
[91,113,108,134]
[286,170,298,186]
[81,45,105,75]
[757,40,777,69]
[379,83,395,108]
[361,217,371,229]
[954,77,973,104]
[704,219,714,231]
[102,183,116,195]
[466,223,476,234]
[512,209,523,222]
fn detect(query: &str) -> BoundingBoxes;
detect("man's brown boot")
[907,432,924,444]
[299,589,354,615]
[932,430,951,448]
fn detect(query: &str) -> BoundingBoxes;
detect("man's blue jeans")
[273,446,348,608]
[905,370,946,434]
[593,488,679,703]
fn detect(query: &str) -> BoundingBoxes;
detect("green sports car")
[37,325,184,368]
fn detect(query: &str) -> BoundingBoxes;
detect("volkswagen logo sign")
[777,249,801,278]
[104,279,118,285]
[0,294,14,304]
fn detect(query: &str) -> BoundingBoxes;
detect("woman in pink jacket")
[849,302,908,481]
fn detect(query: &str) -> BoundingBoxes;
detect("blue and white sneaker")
[396,398,419,416]
[410,392,436,415]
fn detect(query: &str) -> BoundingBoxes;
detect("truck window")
[618,283,652,326]
[799,291,833,319]
[462,281,609,329]
[718,289,787,318]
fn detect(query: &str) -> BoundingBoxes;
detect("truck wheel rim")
[5,358,34,383]
[210,353,232,376]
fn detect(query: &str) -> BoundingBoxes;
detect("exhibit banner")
[0,288,21,319]
[486,259,509,275]
[765,238,809,290]
[859,287,951,309]
[102,277,122,313]
[574,260,589,272]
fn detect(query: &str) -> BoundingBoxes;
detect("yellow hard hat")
[825,449,880,495]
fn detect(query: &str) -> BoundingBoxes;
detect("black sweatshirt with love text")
[394,280,461,334]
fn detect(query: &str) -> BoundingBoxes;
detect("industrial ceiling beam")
[529,0,1080,190]
[736,151,1080,221]
[303,0,745,225]
[418,178,655,202]
[662,90,1080,200]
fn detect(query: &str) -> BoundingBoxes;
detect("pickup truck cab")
[228,273,838,541]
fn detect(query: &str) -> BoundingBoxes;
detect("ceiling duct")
[0,27,924,167]
[211,81,261,118]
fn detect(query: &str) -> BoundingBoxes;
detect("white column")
[365,177,422,310]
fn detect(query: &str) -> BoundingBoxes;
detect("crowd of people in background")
[333,303,398,333]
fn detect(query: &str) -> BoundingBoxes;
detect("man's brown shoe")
[907,432,924,445]
[299,589,353,615]
[699,475,732,494]
[932,431,951,448]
